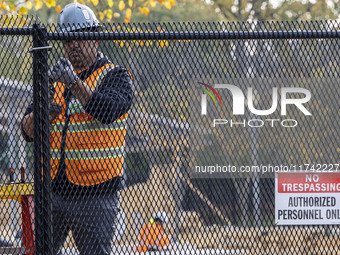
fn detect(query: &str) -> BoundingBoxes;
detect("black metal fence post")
[32,23,52,255]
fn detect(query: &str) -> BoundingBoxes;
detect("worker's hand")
[50,103,62,121]
[48,58,77,85]
[48,82,62,121]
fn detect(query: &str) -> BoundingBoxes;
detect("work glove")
[48,58,77,85]
[48,82,62,119]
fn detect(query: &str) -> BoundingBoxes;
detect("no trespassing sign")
[275,172,340,225]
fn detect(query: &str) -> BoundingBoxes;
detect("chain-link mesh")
[0,16,36,255]
[0,18,339,254]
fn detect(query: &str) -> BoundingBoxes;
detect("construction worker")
[137,211,171,252]
[21,3,134,255]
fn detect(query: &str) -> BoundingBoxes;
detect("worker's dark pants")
[52,193,118,255]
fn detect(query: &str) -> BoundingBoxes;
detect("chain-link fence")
[0,17,339,254]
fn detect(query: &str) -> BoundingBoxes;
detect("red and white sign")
[275,172,340,225]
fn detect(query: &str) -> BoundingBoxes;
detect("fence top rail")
[46,30,340,40]
[0,27,33,35]
[0,27,339,40]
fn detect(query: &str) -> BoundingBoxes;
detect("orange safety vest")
[50,63,128,186]
[137,223,170,252]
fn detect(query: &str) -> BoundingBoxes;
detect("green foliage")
[125,151,150,185]
[0,33,32,82]
[0,132,9,176]
[277,0,339,20]
[130,0,224,22]
[213,0,339,21]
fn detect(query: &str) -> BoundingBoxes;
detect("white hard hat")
[153,211,169,224]
[58,3,101,32]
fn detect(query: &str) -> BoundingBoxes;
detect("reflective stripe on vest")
[50,63,127,186]
[52,146,125,161]
[51,118,127,133]
[51,119,127,160]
